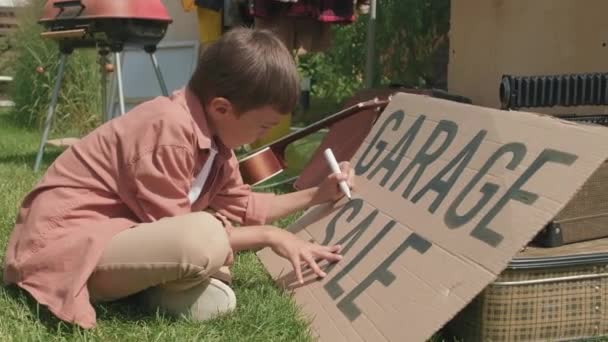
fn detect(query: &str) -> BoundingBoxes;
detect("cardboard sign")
[257,93,608,341]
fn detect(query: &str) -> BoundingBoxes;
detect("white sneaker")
[145,278,237,321]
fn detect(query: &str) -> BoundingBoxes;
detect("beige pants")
[87,212,232,304]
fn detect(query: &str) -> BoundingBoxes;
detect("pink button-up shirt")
[3,88,274,329]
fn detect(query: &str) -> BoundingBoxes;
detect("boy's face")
[207,98,285,148]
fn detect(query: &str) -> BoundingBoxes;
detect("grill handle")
[40,28,86,40]
[53,0,85,10]
[53,0,85,18]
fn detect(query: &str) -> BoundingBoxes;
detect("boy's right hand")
[268,228,343,284]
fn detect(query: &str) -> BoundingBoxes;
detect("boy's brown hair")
[188,27,300,115]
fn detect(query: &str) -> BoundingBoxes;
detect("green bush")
[297,20,367,106]
[0,35,16,76]
[9,0,101,135]
[297,0,450,104]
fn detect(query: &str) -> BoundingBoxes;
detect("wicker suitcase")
[532,115,608,247]
[445,238,608,341]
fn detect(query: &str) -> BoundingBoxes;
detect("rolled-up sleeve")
[210,155,275,226]
[128,145,194,222]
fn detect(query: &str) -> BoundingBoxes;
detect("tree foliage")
[298,0,451,104]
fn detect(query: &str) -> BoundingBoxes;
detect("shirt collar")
[176,87,232,160]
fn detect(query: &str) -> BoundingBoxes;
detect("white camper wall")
[109,0,201,116]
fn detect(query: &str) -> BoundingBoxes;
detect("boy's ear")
[208,97,234,117]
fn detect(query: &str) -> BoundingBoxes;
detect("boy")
[3,28,353,329]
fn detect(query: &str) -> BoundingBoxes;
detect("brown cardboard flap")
[258,93,608,341]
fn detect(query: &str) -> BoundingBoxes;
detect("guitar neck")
[262,98,390,154]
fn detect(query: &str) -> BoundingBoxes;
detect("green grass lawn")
[0,111,317,341]
[0,109,456,341]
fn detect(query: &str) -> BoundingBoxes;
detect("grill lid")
[39,0,172,23]
[38,0,173,51]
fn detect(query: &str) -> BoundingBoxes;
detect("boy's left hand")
[316,161,355,203]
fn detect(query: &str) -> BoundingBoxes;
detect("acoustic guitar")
[238,98,390,185]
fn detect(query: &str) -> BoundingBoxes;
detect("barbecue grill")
[33,0,174,172]
[39,0,172,52]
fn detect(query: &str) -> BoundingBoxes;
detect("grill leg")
[149,52,169,97]
[106,58,115,119]
[106,52,120,119]
[114,51,126,117]
[99,50,111,122]
[34,53,68,172]
[101,58,107,121]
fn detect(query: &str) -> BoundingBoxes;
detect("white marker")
[323,148,352,199]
